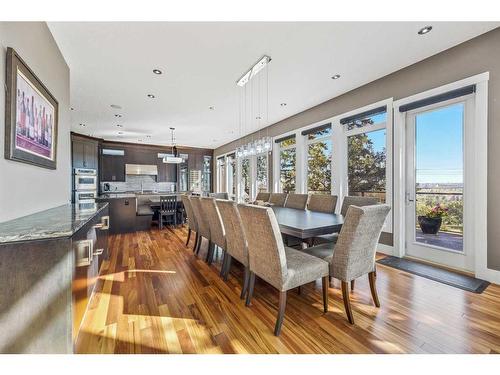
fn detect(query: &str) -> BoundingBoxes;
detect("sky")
[415,103,464,184]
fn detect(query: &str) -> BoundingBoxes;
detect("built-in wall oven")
[74,168,97,211]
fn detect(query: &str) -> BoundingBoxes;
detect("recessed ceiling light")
[116,124,123,128]
[209,106,215,110]
[146,135,151,138]
[418,26,432,35]
[114,114,122,118]
[138,139,143,142]
[153,69,162,75]
[79,123,86,127]
[280,103,287,107]
[70,107,74,111]
[111,104,122,109]
[147,94,155,99]
[256,116,261,120]
[331,74,341,80]
[118,131,123,135]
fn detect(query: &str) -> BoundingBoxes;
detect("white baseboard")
[377,243,394,256]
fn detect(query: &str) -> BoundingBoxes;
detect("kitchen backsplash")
[101,175,177,193]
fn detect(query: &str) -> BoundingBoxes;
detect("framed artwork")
[4,47,59,169]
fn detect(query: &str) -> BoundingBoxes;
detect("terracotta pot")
[418,216,442,235]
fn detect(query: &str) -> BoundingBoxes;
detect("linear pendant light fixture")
[236,55,271,87]
[163,127,183,164]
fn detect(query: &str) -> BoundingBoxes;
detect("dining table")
[270,206,344,242]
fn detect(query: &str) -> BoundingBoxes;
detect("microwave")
[74,172,97,191]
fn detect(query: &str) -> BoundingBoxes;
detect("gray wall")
[215,27,500,270]
[0,22,71,223]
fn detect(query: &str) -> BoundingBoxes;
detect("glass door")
[405,98,473,271]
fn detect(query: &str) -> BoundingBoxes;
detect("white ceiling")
[48,22,498,149]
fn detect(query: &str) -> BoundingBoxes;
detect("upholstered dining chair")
[216,199,250,298]
[200,197,226,266]
[314,195,380,246]
[254,192,270,203]
[284,193,309,210]
[268,193,288,207]
[302,204,390,324]
[189,196,211,258]
[181,195,198,249]
[308,194,338,214]
[237,203,330,336]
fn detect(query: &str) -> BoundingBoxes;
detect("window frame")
[305,125,333,195]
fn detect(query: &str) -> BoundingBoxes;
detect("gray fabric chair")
[181,195,198,249]
[200,197,225,265]
[284,193,309,210]
[255,192,270,202]
[340,196,379,216]
[268,193,288,207]
[237,203,330,336]
[302,204,390,324]
[189,196,211,258]
[308,194,338,213]
[210,192,229,200]
[314,195,380,245]
[216,199,250,298]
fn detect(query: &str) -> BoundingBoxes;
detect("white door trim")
[393,72,498,283]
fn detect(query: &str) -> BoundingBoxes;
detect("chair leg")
[245,272,256,307]
[351,279,355,291]
[297,286,301,295]
[322,276,329,313]
[240,266,250,299]
[374,264,377,278]
[341,281,354,324]
[220,251,228,277]
[196,236,202,255]
[206,241,214,264]
[274,291,287,336]
[368,271,380,307]
[193,233,199,252]
[186,228,192,246]
[223,255,232,281]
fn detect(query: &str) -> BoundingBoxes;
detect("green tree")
[307,141,331,194]
[347,132,386,200]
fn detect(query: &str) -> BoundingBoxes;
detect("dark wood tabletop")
[271,206,344,239]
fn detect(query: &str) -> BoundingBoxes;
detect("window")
[306,126,332,194]
[345,111,387,203]
[278,136,296,193]
[179,154,188,192]
[241,158,251,202]
[202,155,211,192]
[216,156,226,193]
[256,154,268,193]
[227,153,236,200]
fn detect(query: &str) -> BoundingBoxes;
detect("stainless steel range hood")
[125,164,158,176]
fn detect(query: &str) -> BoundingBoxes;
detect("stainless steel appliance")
[74,168,97,190]
[74,168,97,211]
[125,164,158,176]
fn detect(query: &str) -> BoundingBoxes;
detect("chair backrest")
[200,197,225,248]
[255,192,270,202]
[181,195,197,231]
[340,196,379,216]
[332,204,390,281]
[308,194,338,214]
[210,192,229,200]
[237,204,287,290]
[189,196,210,238]
[284,193,308,210]
[160,195,177,214]
[268,193,288,207]
[216,199,248,266]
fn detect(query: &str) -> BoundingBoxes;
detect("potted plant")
[418,204,448,235]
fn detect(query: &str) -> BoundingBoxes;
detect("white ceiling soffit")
[48,22,499,149]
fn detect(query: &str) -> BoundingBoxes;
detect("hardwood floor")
[75,226,500,354]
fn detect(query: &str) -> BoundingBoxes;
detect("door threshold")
[402,254,474,277]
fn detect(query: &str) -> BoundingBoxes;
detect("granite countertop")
[97,193,137,199]
[0,202,109,244]
[98,192,182,199]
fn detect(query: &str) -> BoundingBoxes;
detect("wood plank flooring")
[75,226,500,354]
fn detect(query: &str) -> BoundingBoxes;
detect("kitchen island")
[0,203,109,353]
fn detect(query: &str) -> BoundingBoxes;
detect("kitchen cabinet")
[157,160,177,182]
[72,137,98,170]
[101,153,125,182]
[96,196,136,234]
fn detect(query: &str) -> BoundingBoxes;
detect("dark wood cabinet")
[101,153,125,182]
[96,197,136,234]
[72,136,98,170]
[157,159,177,182]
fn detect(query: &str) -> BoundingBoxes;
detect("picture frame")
[4,47,59,169]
